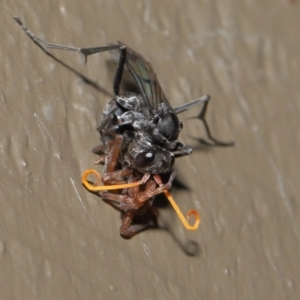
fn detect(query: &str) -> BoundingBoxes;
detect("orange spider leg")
[82,169,150,191]
[152,174,200,230]
[163,190,200,230]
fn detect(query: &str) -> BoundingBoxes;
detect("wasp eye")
[135,152,155,168]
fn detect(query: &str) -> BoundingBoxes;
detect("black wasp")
[15,17,233,238]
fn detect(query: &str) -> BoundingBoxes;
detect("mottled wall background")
[1,0,300,299]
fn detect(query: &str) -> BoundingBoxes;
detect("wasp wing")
[109,42,174,112]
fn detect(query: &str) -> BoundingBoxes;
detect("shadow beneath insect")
[152,174,199,257]
[149,193,201,257]
[25,34,113,97]
[82,179,200,257]
[152,227,201,257]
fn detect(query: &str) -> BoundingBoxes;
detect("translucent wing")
[109,42,174,111]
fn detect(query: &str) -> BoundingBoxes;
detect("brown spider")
[82,133,200,238]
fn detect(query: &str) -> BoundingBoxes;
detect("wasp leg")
[173,94,210,114]
[173,142,193,158]
[96,114,118,132]
[190,98,234,147]
[14,18,121,59]
[112,46,126,96]
[14,17,126,96]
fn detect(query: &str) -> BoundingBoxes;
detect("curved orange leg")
[82,169,200,230]
[153,174,200,230]
[82,169,150,191]
[163,190,200,230]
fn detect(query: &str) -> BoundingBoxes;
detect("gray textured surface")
[1,0,300,299]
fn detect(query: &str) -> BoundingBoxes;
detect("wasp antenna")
[163,190,200,230]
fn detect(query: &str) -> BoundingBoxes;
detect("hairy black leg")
[112,46,126,96]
